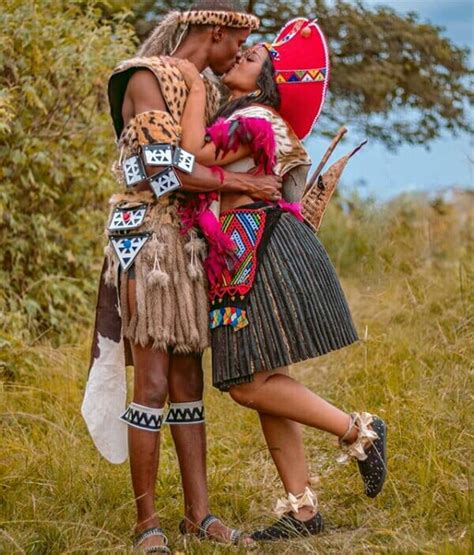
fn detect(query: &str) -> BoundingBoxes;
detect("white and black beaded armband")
[119,110,196,199]
[122,143,196,199]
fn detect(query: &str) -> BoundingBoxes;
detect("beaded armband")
[122,144,195,199]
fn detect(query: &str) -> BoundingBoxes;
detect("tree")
[122,0,473,147]
[0,0,136,339]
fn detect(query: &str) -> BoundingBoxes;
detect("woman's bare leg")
[259,412,318,519]
[255,368,315,521]
[128,279,170,550]
[229,370,357,441]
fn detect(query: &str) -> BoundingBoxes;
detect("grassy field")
[1,194,472,554]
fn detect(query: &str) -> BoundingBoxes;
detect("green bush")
[0,0,136,342]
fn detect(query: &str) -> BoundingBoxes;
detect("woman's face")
[223,45,269,93]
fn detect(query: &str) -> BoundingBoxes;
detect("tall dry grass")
[1,192,472,554]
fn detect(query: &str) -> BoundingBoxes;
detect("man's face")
[208,27,251,75]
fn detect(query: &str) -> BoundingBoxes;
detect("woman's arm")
[181,81,252,165]
[168,58,208,154]
[124,70,281,200]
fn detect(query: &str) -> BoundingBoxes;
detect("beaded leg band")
[120,403,164,432]
[337,412,388,498]
[165,400,205,425]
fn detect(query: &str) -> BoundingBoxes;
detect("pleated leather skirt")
[211,213,358,391]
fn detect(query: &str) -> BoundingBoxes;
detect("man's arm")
[124,70,281,201]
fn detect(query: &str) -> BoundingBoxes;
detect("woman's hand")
[168,58,204,91]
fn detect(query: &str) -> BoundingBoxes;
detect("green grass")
[1,195,472,554]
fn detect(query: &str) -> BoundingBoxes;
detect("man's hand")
[244,174,283,202]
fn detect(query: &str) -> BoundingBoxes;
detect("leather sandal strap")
[198,513,220,539]
[179,514,246,545]
[133,527,168,548]
[230,527,243,545]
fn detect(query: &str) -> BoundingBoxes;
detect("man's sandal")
[133,527,170,554]
[179,513,251,546]
[338,412,388,498]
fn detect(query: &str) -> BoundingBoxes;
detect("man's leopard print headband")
[180,10,260,30]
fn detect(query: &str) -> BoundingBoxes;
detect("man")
[82,1,281,552]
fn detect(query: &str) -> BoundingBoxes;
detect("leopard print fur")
[181,10,259,30]
[110,56,221,165]
[110,56,221,131]
[119,110,182,157]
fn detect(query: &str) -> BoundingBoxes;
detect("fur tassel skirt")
[211,212,358,391]
[101,191,210,355]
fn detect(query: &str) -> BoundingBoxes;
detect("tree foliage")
[0,0,471,344]
[0,0,136,340]
[125,0,473,146]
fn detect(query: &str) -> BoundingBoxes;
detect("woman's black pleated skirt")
[211,213,358,391]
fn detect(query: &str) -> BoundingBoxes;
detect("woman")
[173,17,387,540]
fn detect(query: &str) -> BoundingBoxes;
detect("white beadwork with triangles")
[122,155,146,186]
[173,147,195,174]
[108,205,147,232]
[149,167,182,198]
[143,144,173,166]
[110,234,150,272]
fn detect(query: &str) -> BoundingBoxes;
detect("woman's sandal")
[179,513,251,546]
[252,511,324,541]
[338,412,388,498]
[252,487,324,541]
[133,527,170,554]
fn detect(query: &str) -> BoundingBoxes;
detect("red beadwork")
[209,208,267,302]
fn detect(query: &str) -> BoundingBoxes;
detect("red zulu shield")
[264,18,330,140]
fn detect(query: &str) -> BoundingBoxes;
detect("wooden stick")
[304,126,348,195]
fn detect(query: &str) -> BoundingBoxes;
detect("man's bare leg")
[167,354,208,523]
[168,354,253,544]
[128,279,170,550]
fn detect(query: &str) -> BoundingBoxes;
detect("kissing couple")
[82,0,387,552]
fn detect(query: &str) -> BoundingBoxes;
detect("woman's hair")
[212,56,281,122]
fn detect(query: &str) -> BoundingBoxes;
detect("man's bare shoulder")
[126,69,166,113]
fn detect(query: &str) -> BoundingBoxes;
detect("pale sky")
[307,0,473,200]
